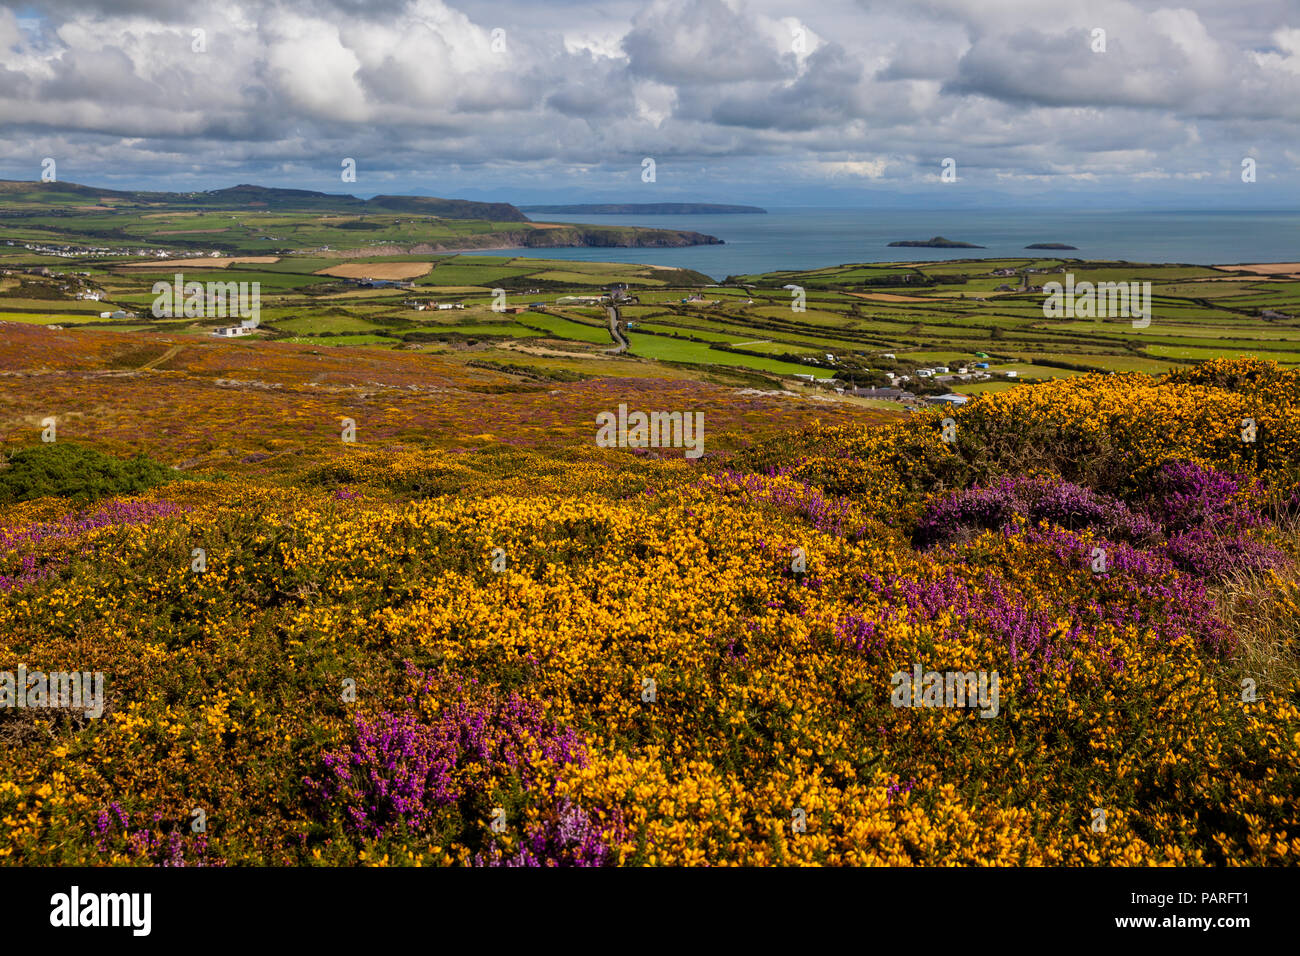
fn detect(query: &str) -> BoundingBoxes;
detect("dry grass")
[847,291,944,303]
[1213,517,1300,696]
[118,256,280,269]
[1214,569,1300,696]
[314,262,433,280]
[1214,262,1300,277]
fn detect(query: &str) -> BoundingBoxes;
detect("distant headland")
[521,203,767,215]
[1025,242,1078,250]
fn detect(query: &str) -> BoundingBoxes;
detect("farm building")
[851,386,916,400]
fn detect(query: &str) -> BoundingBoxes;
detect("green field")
[10,197,1300,397]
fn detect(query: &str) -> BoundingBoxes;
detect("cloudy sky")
[2,0,1299,207]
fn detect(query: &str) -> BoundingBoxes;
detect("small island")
[522,203,767,215]
[1025,242,1078,250]
[887,236,985,248]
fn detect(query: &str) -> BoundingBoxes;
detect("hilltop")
[0,180,529,222]
[0,180,725,255]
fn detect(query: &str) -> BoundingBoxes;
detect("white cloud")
[818,158,888,178]
[0,0,1296,200]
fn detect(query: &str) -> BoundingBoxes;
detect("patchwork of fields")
[7,246,1300,396]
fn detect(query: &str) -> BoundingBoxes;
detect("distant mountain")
[522,202,767,215]
[0,180,530,222]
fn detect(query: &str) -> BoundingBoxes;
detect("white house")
[213,325,253,337]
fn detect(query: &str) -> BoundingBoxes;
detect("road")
[606,304,629,354]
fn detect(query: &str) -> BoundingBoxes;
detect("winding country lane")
[606,304,629,354]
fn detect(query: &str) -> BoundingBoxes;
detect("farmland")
[8,237,1300,396]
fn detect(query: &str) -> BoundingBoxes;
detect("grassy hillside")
[0,181,724,255]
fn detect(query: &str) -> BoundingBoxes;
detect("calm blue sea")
[479,208,1300,281]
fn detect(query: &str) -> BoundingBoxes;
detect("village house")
[851,386,916,401]
[926,393,970,406]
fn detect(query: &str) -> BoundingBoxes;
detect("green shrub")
[0,443,177,504]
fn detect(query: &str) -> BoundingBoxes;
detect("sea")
[476,208,1300,281]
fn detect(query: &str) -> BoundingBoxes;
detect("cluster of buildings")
[404,299,465,311]
[991,265,1067,293]
[3,240,211,259]
[3,265,118,312]
[833,350,1027,406]
[911,362,1001,381]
